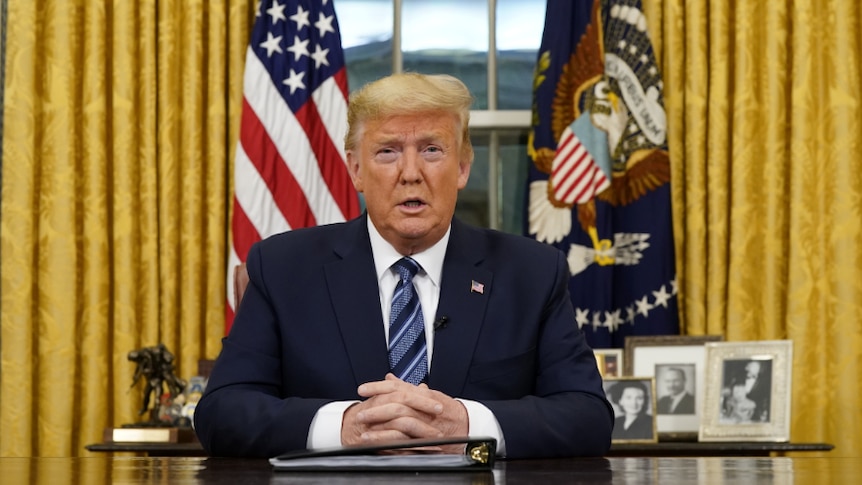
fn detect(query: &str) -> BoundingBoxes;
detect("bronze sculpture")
[128,343,187,424]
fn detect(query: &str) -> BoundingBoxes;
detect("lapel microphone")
[433,316,449,331]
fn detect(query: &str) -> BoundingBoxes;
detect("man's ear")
[347,151,363,192]
[457,158,472,189]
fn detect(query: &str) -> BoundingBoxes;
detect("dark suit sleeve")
[193,243,333,457]
[475,249,614,458]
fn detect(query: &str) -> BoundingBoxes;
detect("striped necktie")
[388,257,428,385]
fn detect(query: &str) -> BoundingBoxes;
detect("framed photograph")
[602,377,658,443]
[624,335,723,440]
[699,340,793,442]
[594,348,624,378]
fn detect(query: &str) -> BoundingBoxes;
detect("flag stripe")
[557,147,591,201]
[231,198,262,267]
[314,68,350,153]
[294,90,357,221]
[234,143,292,238]
[239,97,317,230]
[571,165,599,202]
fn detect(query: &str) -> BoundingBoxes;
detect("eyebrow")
[371,130,449,146]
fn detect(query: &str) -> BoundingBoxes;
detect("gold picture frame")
[594,348,624,378]
[603,376,658,444]
[624,335,723,441]
[699,340,793,442]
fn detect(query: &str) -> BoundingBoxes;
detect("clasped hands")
[341,373,468,453]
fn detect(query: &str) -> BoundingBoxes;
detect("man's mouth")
[401,200,424,207]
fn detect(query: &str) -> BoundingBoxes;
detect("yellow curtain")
[645,0,862,457]
[1,1,251,456]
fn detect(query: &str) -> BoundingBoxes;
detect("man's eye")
[422,146,444,160]
[375,149,398,162]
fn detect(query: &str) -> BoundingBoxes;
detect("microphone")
[433,316,449,331]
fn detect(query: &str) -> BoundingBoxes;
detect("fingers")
[359,417,444,442]
[343,400,443,445]
[358,374,443,417]
[419,389,470,437]
[344,375,469,446]
[357,373,418,395]
[355,400,435,427]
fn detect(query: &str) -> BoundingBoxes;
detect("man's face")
[663,369,686,395]
[348,112,471,254]
[745,361,761,378]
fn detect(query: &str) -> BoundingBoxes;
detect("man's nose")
[400,149,423,182]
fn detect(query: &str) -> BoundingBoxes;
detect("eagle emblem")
[528,0,670,276]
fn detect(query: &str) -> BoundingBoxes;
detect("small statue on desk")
[128,343,187,426]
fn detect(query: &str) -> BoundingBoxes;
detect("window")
[336,0,546,234]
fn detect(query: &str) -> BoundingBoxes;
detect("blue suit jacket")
[194,215,613,458]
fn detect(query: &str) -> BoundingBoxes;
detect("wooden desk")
[85,440,833,458]
[608,441,834,456]
[2,456,859,484]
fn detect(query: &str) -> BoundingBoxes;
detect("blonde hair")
[344,73,474,163]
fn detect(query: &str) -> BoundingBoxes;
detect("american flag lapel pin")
[471,280,484,294]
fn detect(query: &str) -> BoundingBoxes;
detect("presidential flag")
[227,0,360,333]
[526,0,679,348]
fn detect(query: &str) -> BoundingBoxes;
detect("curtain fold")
[1,0,861,458]
[1,0,249,456]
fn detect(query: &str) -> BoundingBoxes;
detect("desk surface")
[85,440,834,457]
[1,456,858,484]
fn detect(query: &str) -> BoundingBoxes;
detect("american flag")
[227,0,360,333]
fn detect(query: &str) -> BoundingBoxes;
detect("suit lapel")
[427,219,492,396]
[324,215,391,386]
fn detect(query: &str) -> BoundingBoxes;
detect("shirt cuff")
[306,400,358,449]
[457,398,507,456]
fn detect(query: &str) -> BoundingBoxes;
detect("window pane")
[402,0,489,109]
[497,130,530,235]
[335,0,394,93]
[497,0,546,109]
[457,132,491,227]
[459,129,530,234]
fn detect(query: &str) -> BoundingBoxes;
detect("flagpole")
[487,0,499,230]
[393,0,403,73]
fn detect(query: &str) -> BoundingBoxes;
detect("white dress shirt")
[667,392,685,413]
[306,219,505,454]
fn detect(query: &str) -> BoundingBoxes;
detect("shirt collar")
[367,218,450,287]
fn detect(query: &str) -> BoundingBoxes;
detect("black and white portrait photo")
[700,341,792,442]
[603,378,657,442]
[655,364,696,415]
[719,358,772,424]
[594,349,623,378]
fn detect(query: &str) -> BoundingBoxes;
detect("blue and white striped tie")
[388,257,428,385]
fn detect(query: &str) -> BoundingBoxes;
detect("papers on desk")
[271,453,477,469]
[270,436,496,471]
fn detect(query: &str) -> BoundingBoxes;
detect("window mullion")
[487,0,498,229]
[392,0,403,73]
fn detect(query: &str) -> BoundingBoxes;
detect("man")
[656,367,695,415]
[194,73,613,458]
[743,360,771,422]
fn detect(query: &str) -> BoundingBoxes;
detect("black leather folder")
[269,436,496,471]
